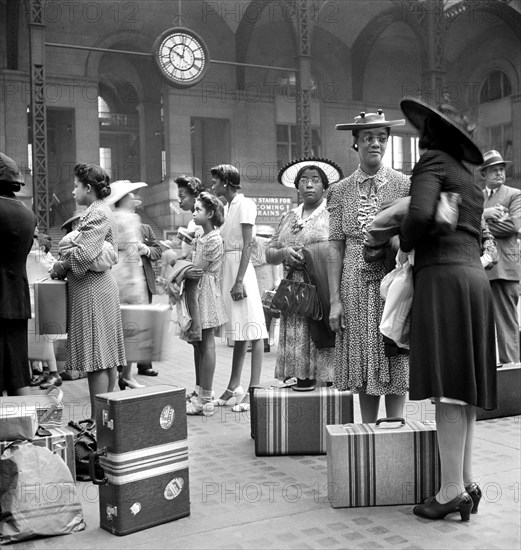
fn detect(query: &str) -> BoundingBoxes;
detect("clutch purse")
[272,266,323,321]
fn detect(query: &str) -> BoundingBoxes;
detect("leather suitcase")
[326,418,441,508]
[252,386,353,456]
[34,279,67,335]
[476,363,521,420]
[90,385,190,536]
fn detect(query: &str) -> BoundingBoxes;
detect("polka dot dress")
[66,201,126,372]
[328,166,410,395]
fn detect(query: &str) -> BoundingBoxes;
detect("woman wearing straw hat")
[105,180,149,390]
[399,98,496,520]
[267,158,343,388]
[328,110,410,422]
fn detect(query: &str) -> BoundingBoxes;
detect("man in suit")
[482,150,521,365]
[0,152,35,395]
[131,194,163,376]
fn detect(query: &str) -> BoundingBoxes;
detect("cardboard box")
[326,419,441,508]
[120,304,170,362]
[0,405,38,441]
[34,279,67,335]
[252,386,353,456]
[1,387,64,429]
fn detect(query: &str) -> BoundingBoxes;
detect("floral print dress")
[271,201,335,382]
[328,166,410,395]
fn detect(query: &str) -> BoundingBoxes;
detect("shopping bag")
[0,442,85,543]
[379,259,413,349]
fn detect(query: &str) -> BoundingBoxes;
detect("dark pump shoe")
[39,372,63,389]
[137,367,159,377]
[413,492,473,521]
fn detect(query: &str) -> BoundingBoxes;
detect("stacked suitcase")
[90,385,189,536]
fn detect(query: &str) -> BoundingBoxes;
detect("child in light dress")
[185,192,228,416]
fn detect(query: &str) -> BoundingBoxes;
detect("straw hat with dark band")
[336,109,405,131]
[400,98,483,165]
[278,157,344,188]
[104,180,148,206]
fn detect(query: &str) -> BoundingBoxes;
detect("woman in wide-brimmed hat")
[105,180,149,390]
[327,109,410,421]
[399,98,495,521]
[266,157,342,389]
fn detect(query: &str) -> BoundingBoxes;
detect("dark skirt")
[409,263,497,409]
[0,318,30,393]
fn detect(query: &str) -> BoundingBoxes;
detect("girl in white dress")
[211,164,268,412]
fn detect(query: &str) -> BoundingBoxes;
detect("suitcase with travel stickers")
[89,385,189,535]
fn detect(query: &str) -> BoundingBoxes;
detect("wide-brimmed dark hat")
[400,98,483,165]
[278,157,344,188]
[0,152,24,184]
[336,109,405,131]
[61,209,86,230]
[480,150,511,171]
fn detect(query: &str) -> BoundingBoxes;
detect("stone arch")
[351,6,424,101]
[235,0,297,89]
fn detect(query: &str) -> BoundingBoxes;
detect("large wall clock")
[153,27,210,88]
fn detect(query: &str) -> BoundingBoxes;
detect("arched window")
[480,71,512,103]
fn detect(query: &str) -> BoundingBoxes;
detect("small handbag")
[272,265,323,321]
[431,191,461,234]
[261,289,281,319]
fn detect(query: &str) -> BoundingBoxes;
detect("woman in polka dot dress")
[51,163,126,418]
[328,110,410,423]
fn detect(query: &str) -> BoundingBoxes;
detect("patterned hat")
[278,157,344,188]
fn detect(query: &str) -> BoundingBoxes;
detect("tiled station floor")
[20,301,521,550]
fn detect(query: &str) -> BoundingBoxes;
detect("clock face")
[153,27,209,88]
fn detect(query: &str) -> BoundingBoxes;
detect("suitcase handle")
[89,447,108,485]
[375,417,406,426]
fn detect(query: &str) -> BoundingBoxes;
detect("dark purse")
[272,265,323,321]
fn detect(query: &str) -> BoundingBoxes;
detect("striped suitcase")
[326,418,441,508]
[252,387,353,456]
[91,385,190,535]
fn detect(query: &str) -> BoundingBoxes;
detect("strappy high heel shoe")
[413,492,473,521]
[465,483,482,514]
[215,386,245,406]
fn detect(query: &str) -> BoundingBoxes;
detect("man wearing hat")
[481,150,521,365]
[0,152,35,396]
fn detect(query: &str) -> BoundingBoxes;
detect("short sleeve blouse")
[220,194,257,251]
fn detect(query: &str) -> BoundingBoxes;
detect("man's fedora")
[336,109,405,131]
[480,150,511,171]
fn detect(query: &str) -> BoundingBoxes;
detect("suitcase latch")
[102,410,114,430]
[106,505,117,520]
